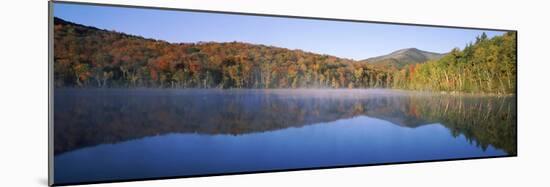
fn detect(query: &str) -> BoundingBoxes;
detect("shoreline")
[53,87,516,97]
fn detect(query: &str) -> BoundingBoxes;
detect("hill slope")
[364,48,446,69]
[53,17,515,93]
[53,17,394,89]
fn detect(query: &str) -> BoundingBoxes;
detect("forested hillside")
[392,32,517,94]
[54,18,393,89]
[53,17,516,94]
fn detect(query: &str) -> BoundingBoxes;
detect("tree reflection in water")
[54,89,516,155]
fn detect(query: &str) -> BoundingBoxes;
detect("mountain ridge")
[53,17,516,94]
[55,17,437,64]
[363,48,447,69]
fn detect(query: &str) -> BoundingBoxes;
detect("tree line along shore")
[54,17,516,94]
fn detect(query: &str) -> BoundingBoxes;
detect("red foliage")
[409,64,416,81]
[155,58,170,71]
[150,69,158,81]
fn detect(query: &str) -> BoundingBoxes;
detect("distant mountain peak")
[394,47,420,52]
[364,48,446,69]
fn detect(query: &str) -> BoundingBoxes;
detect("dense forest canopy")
[392,32,517,94]
[53,17,516,94]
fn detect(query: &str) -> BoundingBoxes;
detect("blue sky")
[54,3,505,60]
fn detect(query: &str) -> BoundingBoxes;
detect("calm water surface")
[54,89,516,184]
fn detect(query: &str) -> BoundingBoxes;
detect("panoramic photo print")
[51,2,517,185]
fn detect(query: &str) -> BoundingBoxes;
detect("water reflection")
[54,89,516,156]
[54,89,516,184]
[55,116,507,184]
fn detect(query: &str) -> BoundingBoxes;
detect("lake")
[53,89,516,184]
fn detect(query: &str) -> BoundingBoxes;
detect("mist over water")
[54,89,516,184]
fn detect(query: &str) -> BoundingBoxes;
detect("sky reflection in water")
[54,89,516,184]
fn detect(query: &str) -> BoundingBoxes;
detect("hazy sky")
[54,3,506,60]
